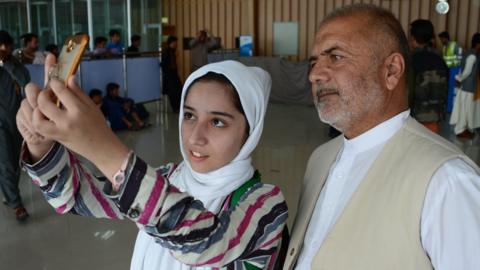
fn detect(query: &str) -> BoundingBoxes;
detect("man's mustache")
[314,84,339,102]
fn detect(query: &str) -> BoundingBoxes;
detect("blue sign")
[239,36,253,57]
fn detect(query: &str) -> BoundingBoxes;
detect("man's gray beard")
[313,86,349,132]
[315,102,352,133]
[315,101,332,124]
[312,73,382,134]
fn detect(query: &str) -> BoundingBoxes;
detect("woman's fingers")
[49,78,84,111]
[32,107,59,140]
[66,76,93,106]
[17,101,47,144]
[33,77,94,143]
[37,88,65,123]
[44,53,57,87]
[18,100,36,134]
[25,83,41,108]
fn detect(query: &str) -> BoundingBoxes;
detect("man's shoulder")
[414,49,444,62]
[309,136,343,163]
[394,118,480,179]
[412,51,447,73]
[399,118,474,166]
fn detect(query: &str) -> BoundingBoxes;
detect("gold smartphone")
[49,34,89,107]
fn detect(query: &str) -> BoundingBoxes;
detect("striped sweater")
[22,143,288,270]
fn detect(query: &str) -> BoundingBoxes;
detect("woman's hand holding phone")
[17,34,89,163]
[33,76,130,180]
[16,34,130,179]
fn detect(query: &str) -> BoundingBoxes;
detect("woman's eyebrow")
[184,104,235,119]
[183,105,196,111]
[209,111,235,119]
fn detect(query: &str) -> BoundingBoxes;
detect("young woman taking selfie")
[17,60,288,270]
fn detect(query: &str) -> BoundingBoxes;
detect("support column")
[26,0,32,32]
[87,0,94,50]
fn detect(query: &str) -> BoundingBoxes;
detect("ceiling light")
[436,0,450,15]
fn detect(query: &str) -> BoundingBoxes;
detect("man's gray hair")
[320,4,410,69]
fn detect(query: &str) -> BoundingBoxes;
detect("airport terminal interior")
[1,0,480,269]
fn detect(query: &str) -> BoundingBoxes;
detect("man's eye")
[212,119,225,127]
[330,54,343,61]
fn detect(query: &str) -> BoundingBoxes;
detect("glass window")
[0,1,28,49]
[31,0,54,48]
[91,0,128,50]
[55,0,88,46]
[0,0,162,52]
[131,0,161,52]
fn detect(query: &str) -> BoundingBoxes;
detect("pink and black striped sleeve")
[22,143,288,269]
[111,156,288,269]
[21,142,123,219]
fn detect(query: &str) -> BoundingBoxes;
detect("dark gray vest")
[460,50,478,93]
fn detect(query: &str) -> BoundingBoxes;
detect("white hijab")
[130,61,271,270]
[169,60,272,203]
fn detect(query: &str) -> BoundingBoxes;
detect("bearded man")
[283,4,480,270]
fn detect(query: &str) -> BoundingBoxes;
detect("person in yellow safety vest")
[439,31,462,67]
[439,31,462,113]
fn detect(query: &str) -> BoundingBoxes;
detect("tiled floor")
[1,102,478,270]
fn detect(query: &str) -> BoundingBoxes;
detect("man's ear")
[383,52,405,91]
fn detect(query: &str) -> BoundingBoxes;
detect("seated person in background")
[103,82,148,131]
[126,35,141,57]
[89,89,104,110]
[89,88,110,128]
[107,29,124,55]
[91,36,111,59]
[122,98,150,129]
[13,33,43,64]
[124,97,150,120]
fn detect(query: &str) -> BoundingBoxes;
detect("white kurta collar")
[342,110,410,155]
